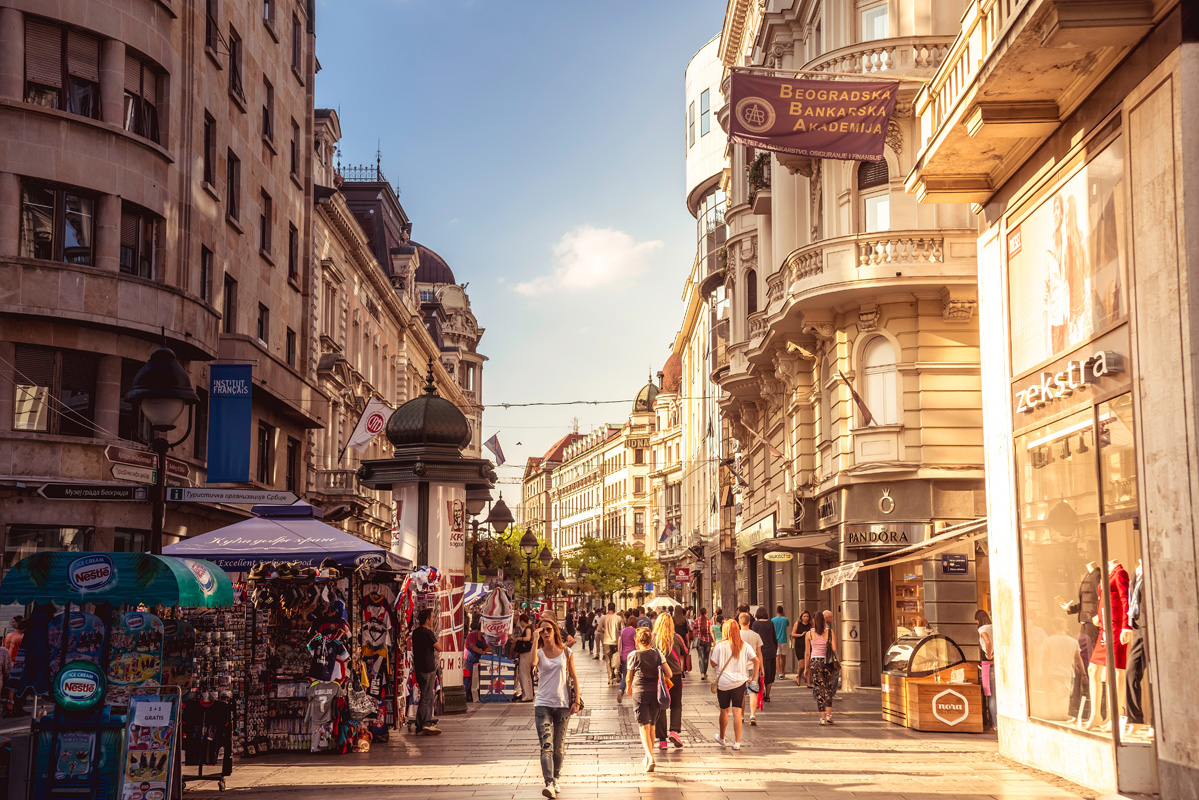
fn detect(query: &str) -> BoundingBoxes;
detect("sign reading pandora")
[1014,350,1124,414]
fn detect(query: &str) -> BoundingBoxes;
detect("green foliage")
[468,525,564,602]
[563,536,663,600]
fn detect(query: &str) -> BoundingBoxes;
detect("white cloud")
[514,225,663,297]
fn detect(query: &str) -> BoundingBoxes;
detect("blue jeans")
[534,705,569,784]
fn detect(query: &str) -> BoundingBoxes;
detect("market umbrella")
[0,552,234,608]
[163,502,408,571]
[646,596,680,611]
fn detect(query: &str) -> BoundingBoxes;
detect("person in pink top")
[616,616,637,703]
[803,609,838,724]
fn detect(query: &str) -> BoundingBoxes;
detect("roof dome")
[386,361,471,450]
[412,243,455,284]
[633,378,659,413]
[660,353,682,394]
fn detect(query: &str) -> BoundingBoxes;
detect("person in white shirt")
[738,612,765,725]
[709,619,760,750]
[597,603,623,683]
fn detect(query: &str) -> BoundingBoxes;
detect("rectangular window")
[861,5,888,41]
[291,15,302,72]
[64,28,101,118]
[634,476,644,495]
[261,76,274,141]
[117,357,141,441]
[290,120,300,176]
[203,112,216,186]
[112,529,149,553]
[863,193,890,233]
[228,26,244,103]
[199,245,214,303]
[24,20,63,110]
[285,327,296,367]
[205,0,219,50]
[222,274,237,333]
[634,448,645,465]
[226,149,240,220]
[256,422,275,484]
[259,190,272,254]
[19,181,94,266]
[285,437,300,492]
[263,0,274,25]
[257,302,269,343]
[24,21,99,118]
[688,101,695,147]
[3,525,90,573]
[123,53,161,144]
[700,89,710,136]
[119,202,156,279]
[12,344,98,437]
[287,223,298,281]
[194,387,209,460]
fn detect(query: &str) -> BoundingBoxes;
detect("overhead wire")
[0,352,138,445]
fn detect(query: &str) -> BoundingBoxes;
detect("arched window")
[746,269,758,315]
[861,337,898,426]
[858,160,889,233]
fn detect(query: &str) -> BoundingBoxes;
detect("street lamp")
[548,557,561,609]
[466,487,494,583]
[577,564,591,609]
[519,529,538,608]
[124,347,198,555]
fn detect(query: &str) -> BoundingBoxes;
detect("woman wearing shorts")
[709,619,759,750]
[626,627,670,772]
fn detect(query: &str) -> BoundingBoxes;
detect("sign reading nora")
[69,554,116,593]
[54,661,106,711]
[729,72,899,161]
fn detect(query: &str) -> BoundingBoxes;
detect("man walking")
[412,609,442,735]
[598,603,622,682]
[771,605,790,679]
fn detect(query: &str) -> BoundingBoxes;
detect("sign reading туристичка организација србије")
[729,72,899,162]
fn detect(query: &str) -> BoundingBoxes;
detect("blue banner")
[207,364,252,483]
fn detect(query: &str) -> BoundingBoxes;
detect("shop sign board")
[930,688,970,727]
[842,522,928,550]
[105,445,190,478]
[940,553,969,575]
[739,512,777,553]
[764,551,793,562]
[39,483,148,501]
[673,568,691,583]
[52,661,106,712]
[1013,350,1124,415]
[820,561,862,590]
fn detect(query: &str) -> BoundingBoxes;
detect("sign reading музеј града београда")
[729,72,899,162]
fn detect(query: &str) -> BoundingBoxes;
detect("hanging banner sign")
[207,363,253,483]
[820,561,863,590]
[729,72,899,162]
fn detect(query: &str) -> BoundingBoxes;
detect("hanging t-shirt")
[305,681,341,730]
[308,634,349,682]
[361,605,393,649]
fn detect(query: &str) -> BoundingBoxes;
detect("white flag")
[347,398,392,452]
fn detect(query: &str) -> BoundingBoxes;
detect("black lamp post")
[467,489,504,583]
[519,529,538,608]
[577,564,591,608]
[124,347,198,555]
[548,557,561,609]
[539,546,553,604]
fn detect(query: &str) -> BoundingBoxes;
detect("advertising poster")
[1006,137,1126,375]
[160,620,196,695]
[429,483,467,687]
[48,611,105,671]
[106,612,165,707]
[54,731,96,780]
[207,363,253,483]
[120,692,179,800]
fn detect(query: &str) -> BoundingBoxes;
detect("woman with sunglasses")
[532,619,580,798]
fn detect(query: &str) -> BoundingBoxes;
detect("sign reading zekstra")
[729,73,899,162]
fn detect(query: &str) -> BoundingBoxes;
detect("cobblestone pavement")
[205,645,1095,800]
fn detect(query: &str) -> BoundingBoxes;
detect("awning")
[163,503,408,572]
[820,518,987,590]
[0,552,234,608]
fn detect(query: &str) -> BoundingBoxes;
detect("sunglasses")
[540,628,554,634]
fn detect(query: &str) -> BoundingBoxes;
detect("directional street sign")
[111,464,156,484]
[166,488,298,505]
[104,445,190,479]
[40,483,149,501]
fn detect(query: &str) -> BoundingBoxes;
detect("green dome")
[633,379,659,413]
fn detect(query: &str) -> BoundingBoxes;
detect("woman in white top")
[804,609,837,724]
[532,618,580,799]
[708,619,760,750]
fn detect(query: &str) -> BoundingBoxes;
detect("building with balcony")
[908,0,1191,794]
[0,0,320,572]
[715,0,987,689]
[522,431,585,546]
[308,109,474,548]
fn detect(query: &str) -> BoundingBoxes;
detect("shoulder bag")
[566,651,584,713]
[710,646,733,694]
[657,658,672,707]
[824,631,840,672]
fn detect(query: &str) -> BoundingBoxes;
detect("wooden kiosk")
[881,632,984,733]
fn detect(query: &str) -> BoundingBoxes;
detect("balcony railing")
[805,35,955,77]
[784,229,957,287]
[710,318,730,374]
[748,310,768,341]
[766,270,787,308]
[316,468,366,495]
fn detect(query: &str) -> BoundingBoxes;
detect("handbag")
[824,633,840,672]
[710,649,733,694]
[347,672,380,719]
[567,651,584,712]
[657,664,671,707]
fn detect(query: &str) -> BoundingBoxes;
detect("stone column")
[772,158,798,269]
[95,193,121,272]
[100,38,126,128]
[0,341,15,434]
[0,8,23,101]
[0,172,21,258]
[94,355,122,438]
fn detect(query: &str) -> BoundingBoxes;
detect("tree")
[563,536,663,602]
[467,525,558,604]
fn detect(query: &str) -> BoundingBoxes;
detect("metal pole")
[525,554,532,610]
[151,436,168,555]
[471,519,479,583]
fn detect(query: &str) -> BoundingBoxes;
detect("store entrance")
[858,570,887,687]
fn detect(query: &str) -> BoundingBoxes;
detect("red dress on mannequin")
[1089,563,1130,669]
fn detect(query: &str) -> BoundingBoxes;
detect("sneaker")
[616,692,622,704]
[658,740,667,750]
[668,731,684,748]
[419,727,442,736]
[542,783,557,798]
[749,716,757,726]
[552,780,561,794]
[713,734,725,747]
[732,741,741,750]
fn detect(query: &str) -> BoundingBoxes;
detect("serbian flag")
[484,433,506,465]
[659,522,676,543]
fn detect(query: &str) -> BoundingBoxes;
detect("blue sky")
[315,0,725,495]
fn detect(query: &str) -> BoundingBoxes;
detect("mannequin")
[1056,560,1102,721]
[1084,560,1129,730]
[1121,560,1152,738]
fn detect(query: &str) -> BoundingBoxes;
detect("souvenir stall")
[162,503,410,757]
[0,552,234,799]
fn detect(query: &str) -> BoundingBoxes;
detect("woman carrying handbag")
[803,609,837,724]
[532,619,581,798]
[627,627,670,772]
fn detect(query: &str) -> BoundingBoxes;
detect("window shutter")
[59,349,97,394]
[857,160,889,190]
[25,21,63,88]
[120,207,138,249]
[66,31,99,82]
[14,344,55,389]
[141,64,157,105]
[124,53,142,96]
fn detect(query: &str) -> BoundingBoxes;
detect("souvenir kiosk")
[0,552,233,799]
[163,503,411,756]
[880,631,984,733]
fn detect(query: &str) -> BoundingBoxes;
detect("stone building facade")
[714,0,987,688]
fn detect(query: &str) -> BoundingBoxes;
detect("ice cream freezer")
[881,632,984,733]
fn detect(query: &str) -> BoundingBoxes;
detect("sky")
[314,0,726,499]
